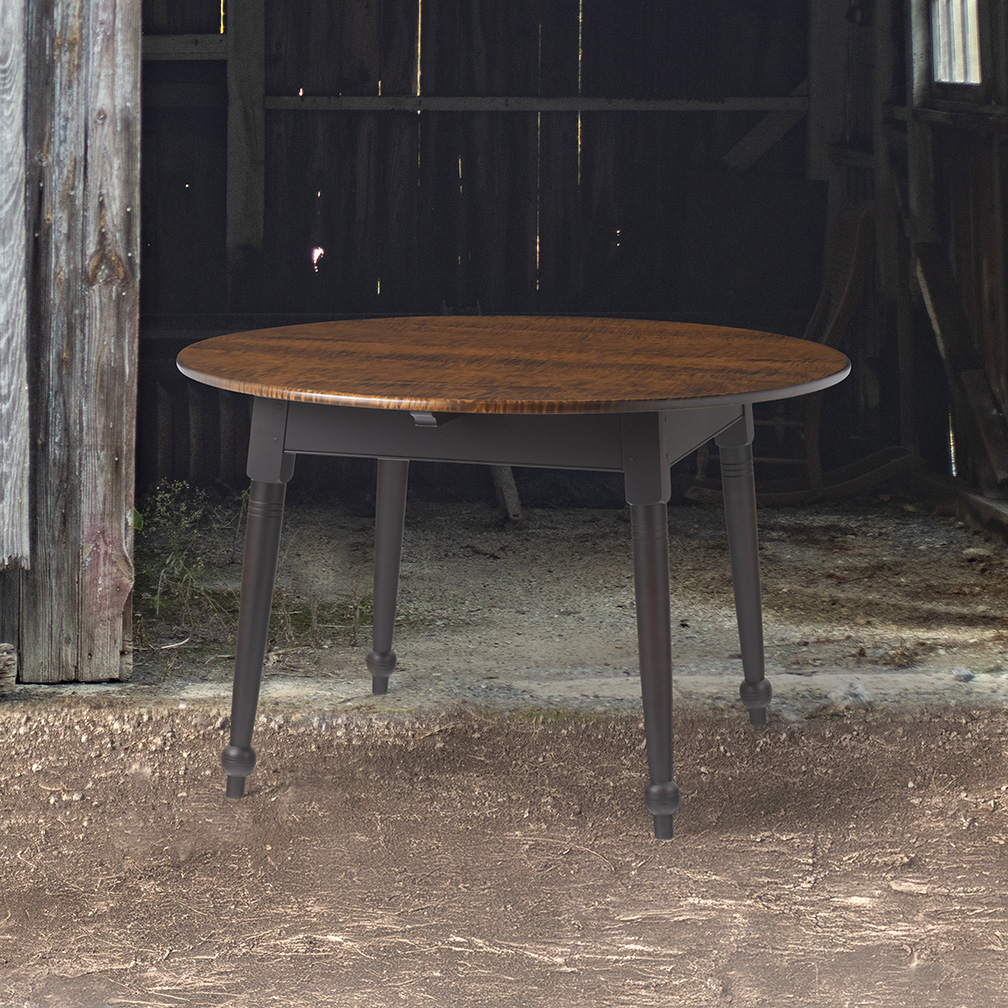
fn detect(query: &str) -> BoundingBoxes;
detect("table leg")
[367,459,409,695]
[622,414,679,838]
[630,503,680,839]
[716,410,772,726]
[222,471,293,798]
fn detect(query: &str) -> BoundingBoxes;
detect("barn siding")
[8,0,141,682]
[141,0,858,490]
[0,0,30,570]
[251,0,813,320]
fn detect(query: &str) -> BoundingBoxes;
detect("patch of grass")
[134,482,401,654]
[135,481,243,633]
[268,589,374,647]
[882,640,936,669]
[492,707,610,727]
[972,663,1005,676]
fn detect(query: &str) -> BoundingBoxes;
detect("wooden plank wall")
[6,0,141,683]
[141,0,832,489]
[258,0,812,320]
[0,0,30,569]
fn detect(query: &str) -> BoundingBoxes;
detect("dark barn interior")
[136,0,992,506]
[0,0,1004,672]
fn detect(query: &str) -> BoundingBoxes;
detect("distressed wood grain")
[20,0,88,681]
[177,316,851,414]
[14,0,140,682]
[79,0,141,680]
[0,0,30,570]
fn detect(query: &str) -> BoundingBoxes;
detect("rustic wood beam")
[875,0,915,453]
[14,0,140,682]
[18,0,88,679]
[264,95,811,114]
[80,0,142,680]
[873,0,898,296]
[142,33,226,61]
[912,105,1008,131]
[0,0,30,570]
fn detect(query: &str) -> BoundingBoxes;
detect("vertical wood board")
[18,0,140,682]
[267,0,347,95]
[23,0,87,680]
[80,0,141,680]
[376,111,420,311]
[454,1,539,311]
[380,0,420,95]
[0,0,30,570]
[577,1,681,314]
[536,0,581,310]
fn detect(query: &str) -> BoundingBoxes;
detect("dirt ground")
[2,485,1008,1007]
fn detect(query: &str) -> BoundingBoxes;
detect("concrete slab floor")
[7,492,1008,722]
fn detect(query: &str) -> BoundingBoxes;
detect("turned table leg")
[717,408,771,726]
[223,397,295,799]
[223,468,293,797]
[367,458,409,694]
[630,502,680,839]
[622,414,679,838]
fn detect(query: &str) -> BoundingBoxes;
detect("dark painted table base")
[221,398,770,839]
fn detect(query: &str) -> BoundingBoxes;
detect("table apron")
[272,401,745,474]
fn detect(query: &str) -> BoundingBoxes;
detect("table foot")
[366,649,397,695]
[652,814,675,840]
[740,678,772,726]
[222,744,256,798]
[645,779,681,819]
[370,459,409,694]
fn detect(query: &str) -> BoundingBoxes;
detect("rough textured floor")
[0,705,1006,1007]
[2,493,1007,1006]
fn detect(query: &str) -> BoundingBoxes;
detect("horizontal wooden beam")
[912,104,1008,133]
[142,33,226,61]
[265,95,810,114]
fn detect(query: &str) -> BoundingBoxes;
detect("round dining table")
[178,315,850,839]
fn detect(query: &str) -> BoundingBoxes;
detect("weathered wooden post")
[0,0,30,575]
[0,0,31,688]
[0,0,141,683]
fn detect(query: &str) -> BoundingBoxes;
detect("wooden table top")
[176,316,850,415]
